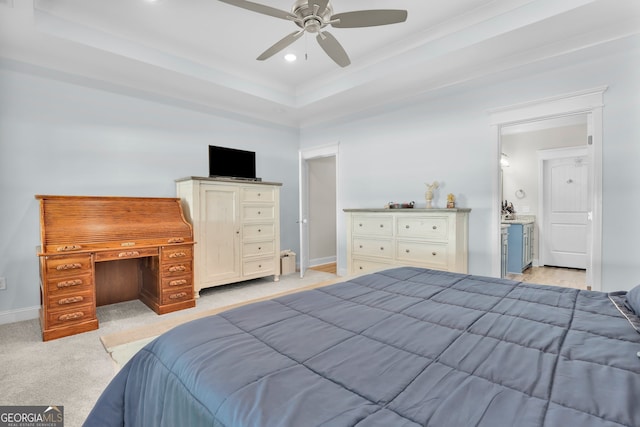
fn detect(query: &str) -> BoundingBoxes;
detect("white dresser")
[345,208,470,275]
[176,177,281,296]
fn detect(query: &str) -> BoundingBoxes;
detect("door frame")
[298,143,340,277]
[489,86,606,290]
[538,146,591,278]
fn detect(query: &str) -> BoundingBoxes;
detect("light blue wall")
[0,66,300,319]
[301,43,640,292]
[1,41,638,322]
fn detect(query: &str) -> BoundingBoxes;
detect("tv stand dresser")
[36,195,196,341]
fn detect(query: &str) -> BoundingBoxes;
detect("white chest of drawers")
[176,177,281,296]
[345,208,470,275]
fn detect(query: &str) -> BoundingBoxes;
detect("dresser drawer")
[396,216,449,241]
[243,241,275,257]
[242,205,275,221]
[243,223,275,239]
[161,286,194,305]
[396,241,449,269]
[161,245,193,262]
[241,187,275,203]
[94,247,159,262]
[243,257,276,276]
[351,258,393,274]
[44,303,96,329]
[43,255,92,277]
[352,216,393,237]
[352,237,393,259]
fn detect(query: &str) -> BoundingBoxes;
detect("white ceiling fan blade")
[316,31,351,68]
[218,0,297,21]
[331,10,408,28]
[309,0,329,15]
[257,31,304,61]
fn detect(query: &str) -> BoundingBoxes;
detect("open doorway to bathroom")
[501,115,590,289]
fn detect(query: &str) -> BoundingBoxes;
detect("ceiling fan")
[218,0,408,67]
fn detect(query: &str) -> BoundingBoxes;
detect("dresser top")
[344,208,471,213]
[176,176,282,186]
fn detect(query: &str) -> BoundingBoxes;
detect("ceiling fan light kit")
[218,0,408,67]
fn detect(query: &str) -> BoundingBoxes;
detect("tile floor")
[506,266,587,290]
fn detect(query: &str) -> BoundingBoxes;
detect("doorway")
[490,87,606,290]
[299,144,339,278]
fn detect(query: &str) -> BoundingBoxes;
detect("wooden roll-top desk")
[36,195,196,341]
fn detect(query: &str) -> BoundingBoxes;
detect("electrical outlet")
[0,277,5,290]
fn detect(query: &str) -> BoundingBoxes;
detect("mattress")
[84,267,640,426]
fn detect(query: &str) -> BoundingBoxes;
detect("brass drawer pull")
[118,251,140,257]
[168,279,187,287]
[169,252,187,258]
[58,312,84,321]
[56,245,82,252]
[56,263,82,271]
[168,237,185,243]
[169,265,187,272]
[58,296,84,305]
[57,279,83,288]
[169,292,188,300]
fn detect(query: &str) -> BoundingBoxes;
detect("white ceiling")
[1,0,639,128]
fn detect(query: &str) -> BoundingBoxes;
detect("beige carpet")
[101,273,344,366]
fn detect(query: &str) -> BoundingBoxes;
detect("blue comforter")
[85,267,640,426]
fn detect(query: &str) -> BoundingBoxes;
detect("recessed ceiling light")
[284,53,297,62]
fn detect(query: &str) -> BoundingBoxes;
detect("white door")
[298,152,310,277]
[543,155,590,269]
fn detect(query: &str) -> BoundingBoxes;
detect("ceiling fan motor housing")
[292,0,333,33]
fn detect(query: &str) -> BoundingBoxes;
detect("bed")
[84,267,640,427]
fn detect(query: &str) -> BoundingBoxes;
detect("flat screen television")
[208,145,257,180]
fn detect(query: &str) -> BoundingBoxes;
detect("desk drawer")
[47,289,95,311]
[161,245,192,262]
[45,303,96,328]
[44,255,92,277]
[352,237,393,259]
[161,287,194,305]
[45,271,93,294]
[94,247,158,262]
[161,275,192,291]
[161,261,193,276]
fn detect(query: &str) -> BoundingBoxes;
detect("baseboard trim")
[0,305,39,325]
